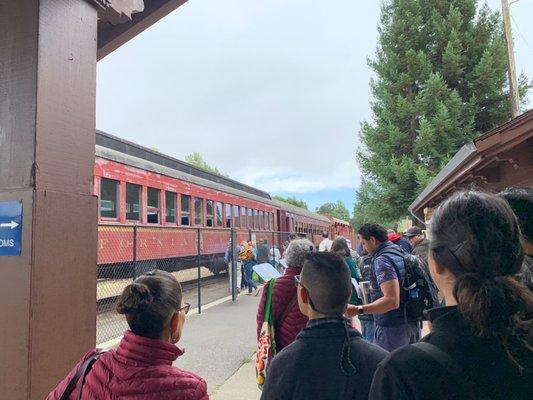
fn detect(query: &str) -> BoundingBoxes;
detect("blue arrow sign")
[0,201,22,256]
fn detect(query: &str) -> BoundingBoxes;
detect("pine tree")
[356,0,529,222]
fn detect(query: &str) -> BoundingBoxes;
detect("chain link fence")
[97,225,233,345]
[96,227,328,345]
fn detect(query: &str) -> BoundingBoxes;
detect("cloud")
[97,0,532,201]
[233,160,361,194]
[97,0,378,195]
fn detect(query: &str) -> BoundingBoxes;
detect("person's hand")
[345,304,357,318]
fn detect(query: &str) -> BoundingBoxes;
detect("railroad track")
[97,273,228,314]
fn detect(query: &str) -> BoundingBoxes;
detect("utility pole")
[501,0,521,118]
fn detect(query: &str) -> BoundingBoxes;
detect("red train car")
[94,131,348,278]
[328,217,357,249]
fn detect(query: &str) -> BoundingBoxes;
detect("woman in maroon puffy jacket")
[47,270,208,400]
[257,239,315,351]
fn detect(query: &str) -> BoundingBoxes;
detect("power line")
[510,14,533,55]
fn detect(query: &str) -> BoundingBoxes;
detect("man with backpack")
[347,223,436,352]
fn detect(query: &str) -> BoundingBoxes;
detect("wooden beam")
[97,0,189,60]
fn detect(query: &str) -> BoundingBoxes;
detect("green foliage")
[316,200,351,221]
[352,179,397,229]
[272,195,309,210]
[185,152,229,178]
[357,0,530,222]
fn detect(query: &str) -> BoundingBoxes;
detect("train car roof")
[330,216,351,225]
[95,131,328,223]
[96,130,271,200]
[96,145,279,208]
[271,200,330,223]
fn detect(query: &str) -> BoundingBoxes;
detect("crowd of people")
[46,188,532,400]
[257,188,532,400]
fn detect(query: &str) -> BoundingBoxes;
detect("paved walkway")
[174,292,261,395]
[211,359,261,400]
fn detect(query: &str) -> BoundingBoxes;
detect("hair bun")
[116,283,154,315]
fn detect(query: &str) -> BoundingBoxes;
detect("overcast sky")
[96,0,533,213]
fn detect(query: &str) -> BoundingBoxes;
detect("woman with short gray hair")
[257,239,316,351]
[286,239,315,269]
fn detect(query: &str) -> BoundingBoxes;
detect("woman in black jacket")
[370,191,532,400]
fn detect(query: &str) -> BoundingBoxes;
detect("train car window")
[206,200,214,227]
[100,178,119,219]
[225,204,232,228]
[233,205,240,228]
[241,207,247,228]
[165,192,176,223]
[259,211,264,230]
[147,188,160,224]
[194,198,204,226]
[248,208,253,229]
[216,202,223,227]
[181,195,190,226]
[125,183,141,221]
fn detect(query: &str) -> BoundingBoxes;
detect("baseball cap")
[405,226,423,238]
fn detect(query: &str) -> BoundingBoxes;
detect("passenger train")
[94,130,355,276]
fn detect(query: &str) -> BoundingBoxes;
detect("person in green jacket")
[331,237,362,305]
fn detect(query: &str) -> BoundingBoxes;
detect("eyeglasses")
[294,275,330,315]
[179,302,191,315]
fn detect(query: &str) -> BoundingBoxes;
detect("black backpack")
[378,248,439,320]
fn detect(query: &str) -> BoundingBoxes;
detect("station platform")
[173,292,261,398]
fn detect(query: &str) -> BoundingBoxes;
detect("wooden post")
[0,1,98,398]
[501,0,521,118]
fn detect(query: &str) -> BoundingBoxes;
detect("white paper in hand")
[253,263,282,281]
[352,278,362,300]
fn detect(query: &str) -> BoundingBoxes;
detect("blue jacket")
[370,242,410,326]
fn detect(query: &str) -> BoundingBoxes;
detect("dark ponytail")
[331,236,351,257]
[430,191,533,367]
[453,274,529,335]
[116,269,182,339]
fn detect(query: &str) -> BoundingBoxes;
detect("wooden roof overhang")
[409,109,533,221]
[90,0,189,60]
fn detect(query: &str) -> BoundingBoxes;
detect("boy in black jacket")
[261,252,388,400]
